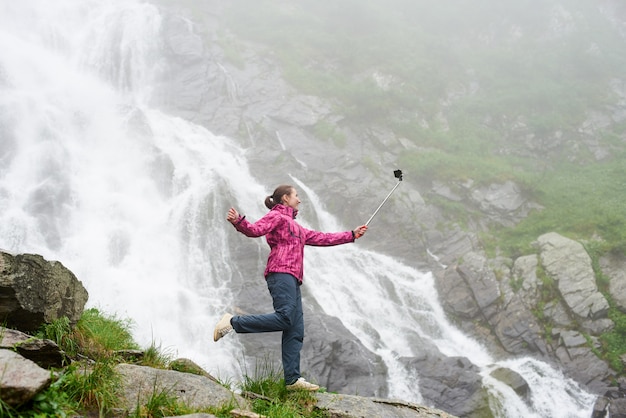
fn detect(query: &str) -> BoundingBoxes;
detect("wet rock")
[490,367,529,402]
[401,353,490,418]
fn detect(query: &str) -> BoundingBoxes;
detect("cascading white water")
[0,1,597,416]
[0,0,253,380]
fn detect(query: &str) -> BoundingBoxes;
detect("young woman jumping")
[214,184,367,391]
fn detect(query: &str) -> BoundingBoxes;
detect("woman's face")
[282,188,301,210]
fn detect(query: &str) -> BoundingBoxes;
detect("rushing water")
[0,1,597,416]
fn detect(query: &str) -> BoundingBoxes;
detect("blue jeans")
[231,273,304,385]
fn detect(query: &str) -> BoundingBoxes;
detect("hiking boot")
[286,378,320,391]
[213,313,233,342]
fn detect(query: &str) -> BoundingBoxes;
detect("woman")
[214,184,367,391]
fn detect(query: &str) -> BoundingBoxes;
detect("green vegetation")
[4,309,329,417]
[37,307,139,359]
[601,307,626,374]
[240,362,328,418]
[3,309,134,417]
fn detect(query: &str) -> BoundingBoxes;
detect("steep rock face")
[454,252,501,321]
[435,233,615,395]
[492,293,548,356]
[0,252,89,332]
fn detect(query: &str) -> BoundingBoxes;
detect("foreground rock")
[0,327,68,368]
[314,393,456,418]
[0,251,88,332]
[116,363,250,412]
[0,349,52,407]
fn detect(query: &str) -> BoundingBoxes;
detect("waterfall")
[0,1,597,417]
[0,0,253,380]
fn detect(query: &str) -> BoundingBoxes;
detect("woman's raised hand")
[227,207,239,224]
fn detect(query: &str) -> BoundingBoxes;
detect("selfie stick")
[365,169,403,226]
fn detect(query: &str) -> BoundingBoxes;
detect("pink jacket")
[232,204,355,283]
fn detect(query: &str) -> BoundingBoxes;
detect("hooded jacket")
[232,204,355,283]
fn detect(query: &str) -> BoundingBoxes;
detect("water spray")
[365,169,403,226]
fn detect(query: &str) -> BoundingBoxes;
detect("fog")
[212,0,626,143]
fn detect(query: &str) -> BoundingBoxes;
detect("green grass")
[37,307,138,360]
[241,375,327,418]
[601,307,626,373]
[60,359,121,414]
[9,310,178,417]
[141,340,175,369]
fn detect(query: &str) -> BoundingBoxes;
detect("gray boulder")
[0,251,89,332]
[0,349,52,406]
[116,363,250,412]
[536,233,609,319]
[435,266,481,320]
[304,309,389,396]
[490,367,529,403]
[401,352,490,418]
